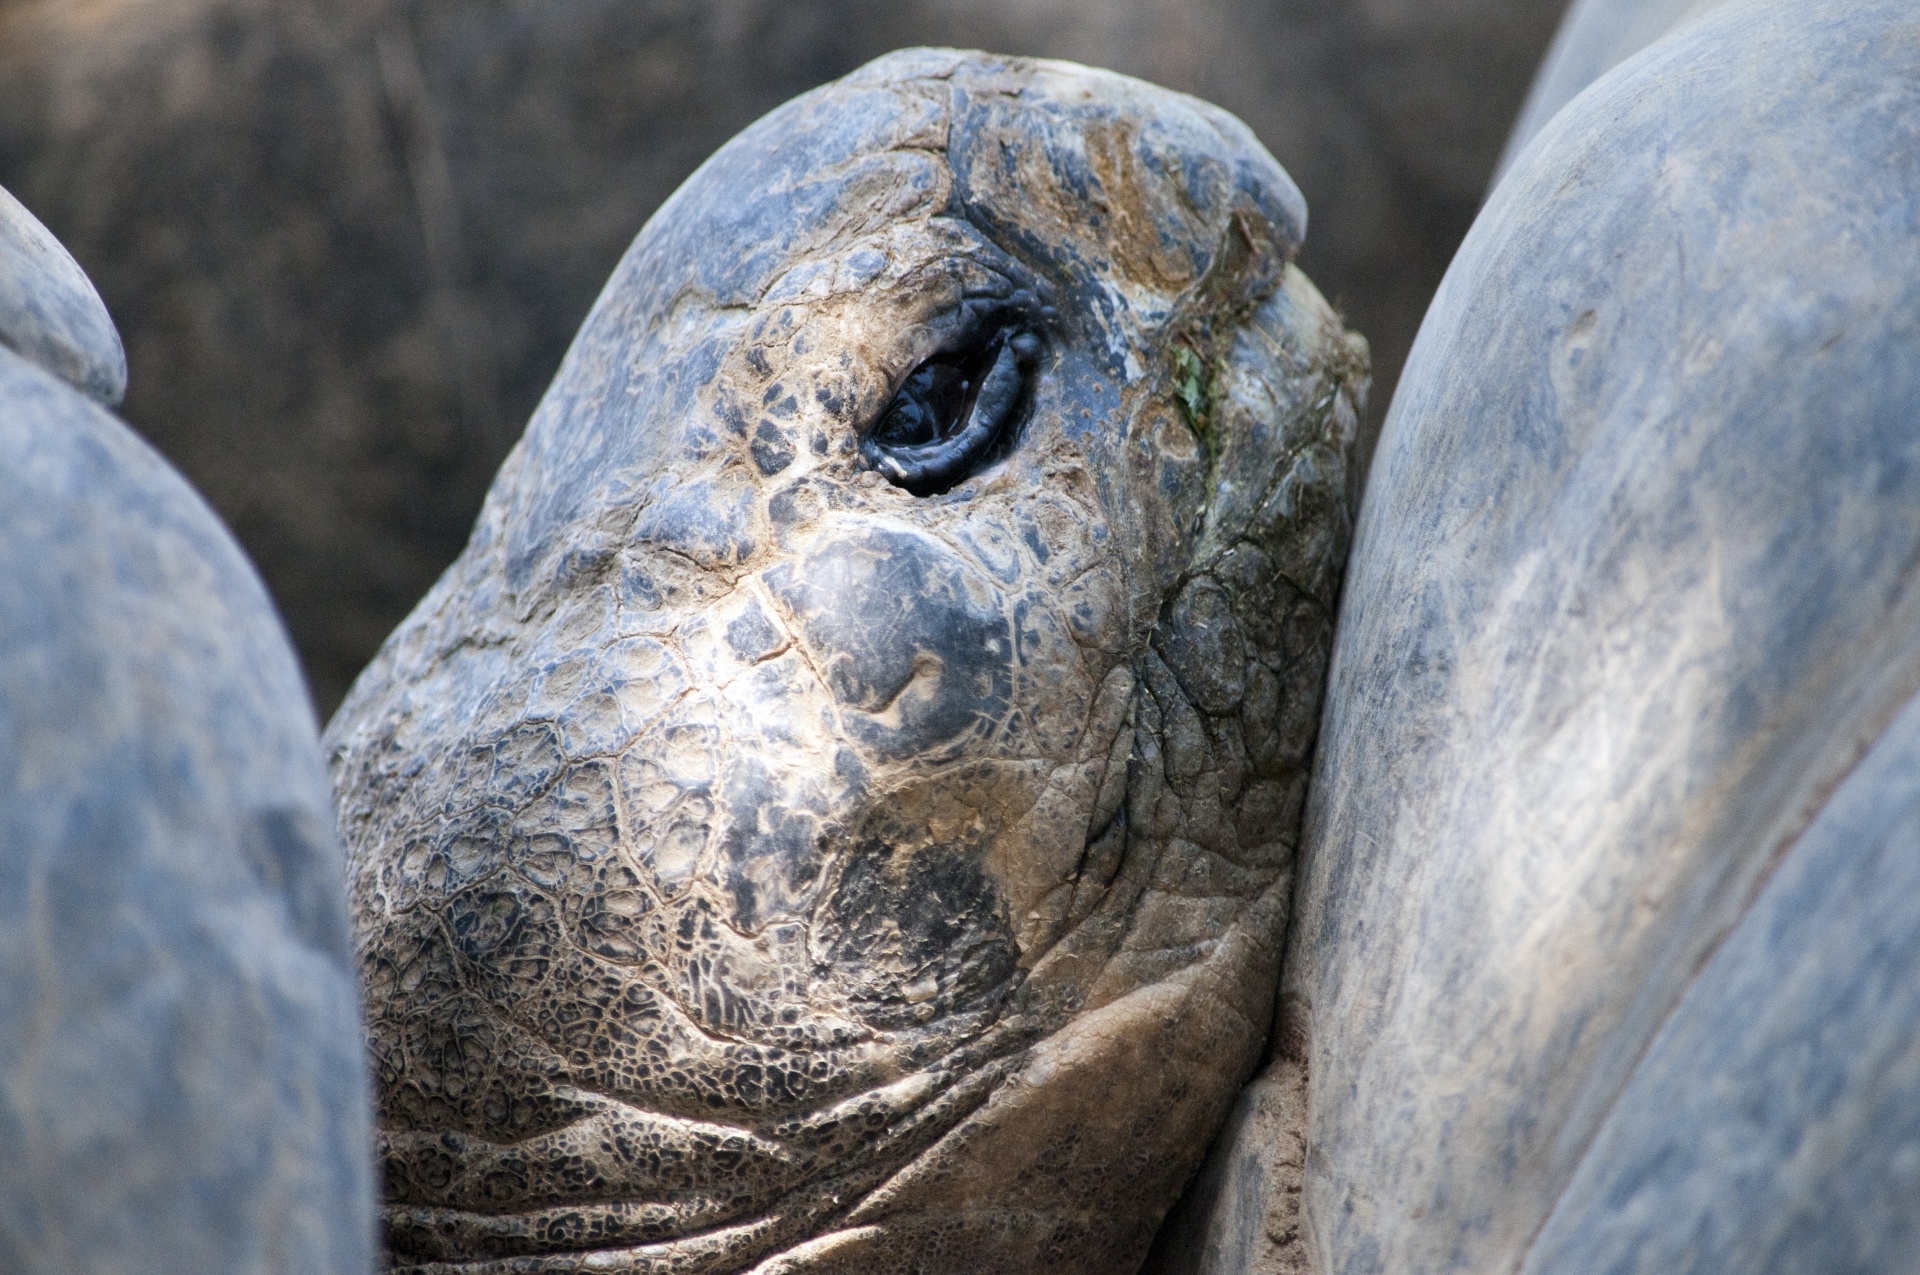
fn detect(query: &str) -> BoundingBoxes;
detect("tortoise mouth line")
[382,1196,773,1266]
[382,1204,799,1273]
[382,1022,1043,1266]
[379,1092,801,1255]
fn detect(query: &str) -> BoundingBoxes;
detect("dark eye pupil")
[875,362,973,448]
[863,325,1040,497]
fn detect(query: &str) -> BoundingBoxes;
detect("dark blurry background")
[0,0,1568,714]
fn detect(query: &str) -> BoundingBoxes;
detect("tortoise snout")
[766,524,1015,763]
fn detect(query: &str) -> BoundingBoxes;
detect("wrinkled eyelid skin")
[862,320,1045,496]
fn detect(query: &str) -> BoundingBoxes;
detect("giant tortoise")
[322,48,1366,1274]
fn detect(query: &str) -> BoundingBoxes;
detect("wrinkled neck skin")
[327,49,1366,1275]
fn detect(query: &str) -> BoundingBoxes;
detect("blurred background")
[0,0,1569,715]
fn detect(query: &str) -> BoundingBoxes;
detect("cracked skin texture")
[325,49,1367,1275]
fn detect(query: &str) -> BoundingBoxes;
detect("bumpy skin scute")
[328,50,1365,1274]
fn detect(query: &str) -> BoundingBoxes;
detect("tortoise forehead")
[490,49,1303,608]
[944,56,1306,305]
[621,48,1304,318]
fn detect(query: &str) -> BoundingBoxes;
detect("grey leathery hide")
[1280,2,1920,1273]
[0,216,373,1270]
[0,181,124,405]
[1491,0,1731,185]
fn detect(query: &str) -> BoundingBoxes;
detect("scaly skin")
[326,49,1366,1275]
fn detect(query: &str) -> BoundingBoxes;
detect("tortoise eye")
[864,327,1039,496]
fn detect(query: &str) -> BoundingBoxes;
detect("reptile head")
[327,48,1364,1274]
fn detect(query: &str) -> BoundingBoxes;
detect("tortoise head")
[326,48,1365,1274]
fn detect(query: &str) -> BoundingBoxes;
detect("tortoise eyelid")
[862,326,1040,496]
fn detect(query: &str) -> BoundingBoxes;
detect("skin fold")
[326,49,1366,1274]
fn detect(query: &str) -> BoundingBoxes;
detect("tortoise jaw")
[379,1088,795,1267]
[376,1024,1039,1270]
